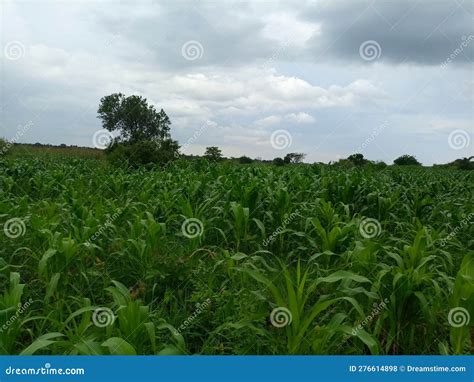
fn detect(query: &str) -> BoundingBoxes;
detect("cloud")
[1,0,472,166]
[301,0,474,65]
[255,115,282,127]
[285,112,315,124]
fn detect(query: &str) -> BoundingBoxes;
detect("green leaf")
[21,333,64,355]
[101,337,137,355]
[317,271,370,285]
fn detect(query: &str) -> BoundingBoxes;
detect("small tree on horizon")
[239,155,253,164]
[347,153,368,166]
[204,146,223,161]
[452,156,474,170]
[393,155,421,166]
[272,157,285,166]
[284,152,306,164]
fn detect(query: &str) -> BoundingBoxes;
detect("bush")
[393,155,421,166]
[272,157,285,166]
[454,157,474,170]
[107,140,179,168]
[347,153,368,166]
[284,153,305,164]
[371,160,388,170]
[238,156,253,164]
[0,138,8,156]
[333,159,354,168]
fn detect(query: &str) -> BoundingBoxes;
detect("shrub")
[393,155,421,166]
[107,140,179,168]
[0,138,8,156]
[454,157,474,170]
[238,156,253,164]
[371,160,388,170]
[347,153,368,166]
[272,157,285,166]
[284,153,305,164]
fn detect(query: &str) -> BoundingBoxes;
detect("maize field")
[0,157,472,355]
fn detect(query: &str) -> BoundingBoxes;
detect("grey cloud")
[1,0,472,165]
[301,0,474,65]
[95,2,280,70]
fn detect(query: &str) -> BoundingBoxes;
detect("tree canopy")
[97,93,171,144]
[284,152,306,164]
[204,146,223,161]
[393,155,421,166]
[347,153,368,166]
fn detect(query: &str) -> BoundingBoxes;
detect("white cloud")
[254,115,282,127]
[1,0,471,165]
[262,12,319,46]
[285,112,315,124]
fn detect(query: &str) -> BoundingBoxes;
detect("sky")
[1,0,473,164]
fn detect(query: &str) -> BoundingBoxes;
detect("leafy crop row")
[0,158,472,354]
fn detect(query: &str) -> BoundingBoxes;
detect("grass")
[0,152,472,355]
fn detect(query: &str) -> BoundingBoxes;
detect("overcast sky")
[1,0,473,164]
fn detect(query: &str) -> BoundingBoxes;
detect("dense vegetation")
[1,155,472,355]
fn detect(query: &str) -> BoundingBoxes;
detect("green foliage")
[238,156,253,164]
[97,93,172,144]
[0,156,472,355]
[372,161,387,169]
[454,157,474,170]
[204,146,223,162]
[0,138,8,156]
[272,157,285,166]
[284,153,305,164]
[347,153,368,166]
[107,140,179,168]
[97,93,179,168]
[394,154,422,166]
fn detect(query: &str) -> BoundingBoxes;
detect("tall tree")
[97,93,171,144]
[204,146,223,161]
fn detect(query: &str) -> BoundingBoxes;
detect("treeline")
[2,140,472,170]
[1,92,472,170]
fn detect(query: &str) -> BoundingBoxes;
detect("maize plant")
[0,156,472,354]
